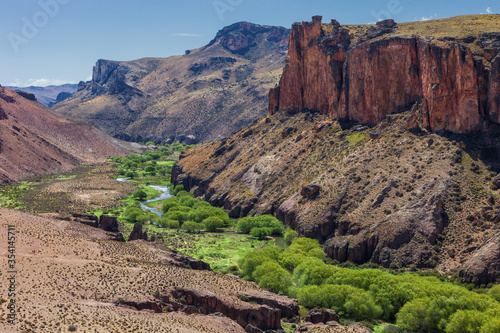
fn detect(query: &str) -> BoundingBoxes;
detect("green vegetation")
[345,133,367,148]
[238,239,500,332]
[236,215,284,236]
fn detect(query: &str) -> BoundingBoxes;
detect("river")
[116,178,172,218]
[116,177,288,247]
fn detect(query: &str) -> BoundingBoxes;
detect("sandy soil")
[0,208,262,332]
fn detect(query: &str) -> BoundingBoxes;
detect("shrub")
[250,227,272,239]
[284,227,298,245]
[125,170,135,178]
[161,198,180,213]
[183,222,205,232]
[158,218,180,229]
[132,189,148,201]
[237,215,284,235]
[173,185,184,195]
[191,207,229,224]
[488,285,500,303]
[238,246,282,279]
[445,310,488,333]
[202,216,225,231]
[164,210,189,223]
[253,261,292,294]
[179,196,198,208]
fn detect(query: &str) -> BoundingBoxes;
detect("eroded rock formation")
[269,17,500,134]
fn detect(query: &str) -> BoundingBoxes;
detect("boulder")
[492,174,500,188]
[305,308,339,324]
[301,185,320,199]
[99,215,119,232]
[128,223,143,241]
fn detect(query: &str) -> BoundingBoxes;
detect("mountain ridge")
[0,85,135,182]
[52,22,290,144]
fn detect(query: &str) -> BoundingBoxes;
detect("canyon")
[173,15,500,284]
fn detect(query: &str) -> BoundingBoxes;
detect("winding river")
[116,178,172,218]
[116,177,287,247]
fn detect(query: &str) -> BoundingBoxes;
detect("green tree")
[488,285,500,303]
[202,216,224,231]
[125,170,135,178]
[161,198,180,213]
[445,310,488,333]
[284,227,298,245]
[250,227,272,239]
[132,189,148,201]
[173,184,185,195]
[182,221,205,233]
[253,261,292,294]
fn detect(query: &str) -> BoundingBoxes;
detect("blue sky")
[0,0,497,87]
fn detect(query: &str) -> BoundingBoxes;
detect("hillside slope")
[172,16,500,284]
[0,86,135,182]
[52,22,289,144]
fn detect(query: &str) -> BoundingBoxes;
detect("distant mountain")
[0,85,135,182]
[6,84,78,107]
[52,22,290,144]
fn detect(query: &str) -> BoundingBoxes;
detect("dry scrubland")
[0,208,265,332]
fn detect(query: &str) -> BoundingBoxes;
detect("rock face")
[305,308,340,324]
[128,223,145,241]
[269,17,500,134]
[459,231,500,285]
[99,215,119,232]
[168,287,298,331]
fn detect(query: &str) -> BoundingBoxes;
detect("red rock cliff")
[269,17,500,134]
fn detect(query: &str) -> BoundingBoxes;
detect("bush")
[161,198,180,213]
[253,261,292,294]
[191,207,229,224]
[179,196,198,208]
[284,227,298,245]
[158,218,180,229]
[488,285,500,303]
[250,227,272,239]
[123,206,149,224]
[445,310,488,333]
[125,170,135,178]
[202,216,225,231]
[173,185,184,195]
[164,210,189,223]
[237,215,284,235]
[238,246,282,279]
[183,222,205,233]
[132,189,148,201]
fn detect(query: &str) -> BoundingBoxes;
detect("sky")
[0,0,497,87]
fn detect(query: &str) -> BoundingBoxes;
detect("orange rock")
[270,17,499,134]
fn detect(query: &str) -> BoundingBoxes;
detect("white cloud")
[421,14,438,21]
[7,78,76,87]
[484,7,493,14]
[172,33,202,37]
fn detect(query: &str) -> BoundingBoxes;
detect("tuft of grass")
[346,133,367,148]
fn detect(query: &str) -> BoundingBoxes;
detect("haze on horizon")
[0,0,497,87]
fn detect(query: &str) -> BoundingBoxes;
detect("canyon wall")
[269,17,500,134]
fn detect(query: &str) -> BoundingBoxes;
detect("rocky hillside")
[6,84,77,107]
[52,22,289,144]
[172,16,500,284]
[0,86,135,182]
